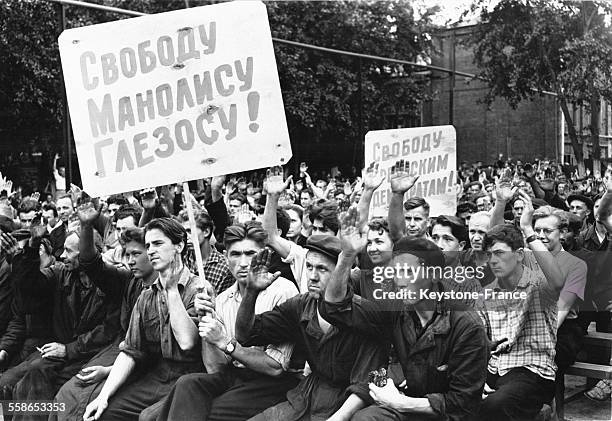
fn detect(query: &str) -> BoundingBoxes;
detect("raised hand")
[245,248,281,292]
[77,200,102,225]
[517,190,534,231]
[339,207,366,255]
[265,166,292,196]
[362,162,384,191]
[389,160,419,194]
[494,178,517,202]
[68,183,82,204]
[139,188,158,210]
[31,192,41,202]
[236,204,255,224]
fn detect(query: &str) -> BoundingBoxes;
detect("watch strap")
[525,234,538,244]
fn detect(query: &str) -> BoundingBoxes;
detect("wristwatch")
[525,234,538,244]
[223,338,237,355]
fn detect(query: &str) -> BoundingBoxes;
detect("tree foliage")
[466,0,612,171]
[0,0,437,171]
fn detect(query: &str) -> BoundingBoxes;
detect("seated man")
[322,205,489,421]
[235,234,388,420]
[82,218,206,421]
[459,211,496,286]
[52,203,157,421]
[142,222,300,420]
[478,191,565,420]
[0,227,119,408]
[530,206,587,372]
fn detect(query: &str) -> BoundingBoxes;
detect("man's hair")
[276,209,291,238]
[114,204,143,224]
[456,201,477,214]
[532,206,564,229]
[300,189,314,198]
[470,211,491,223]
[432,215,468,244]
[228,192,247,205]
[107,194,129,207]
[368,217,390,234]
[309,201,340,234]
[119,227,146,246]
[177,210,215,239]
[223,221,268,250]
[19,199,40,214]
[403,197,430,215]
[144,217,188,256]
[282,204,304,221]
[483,224,524,252]
[42,204,58,218]
[67,229,103,253]
[57,194,73,205]
[474,193,490,203]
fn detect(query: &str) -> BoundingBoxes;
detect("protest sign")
[58,1,291,197]
[364,125,457,217]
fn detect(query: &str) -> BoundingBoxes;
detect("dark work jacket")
[0,257,13,335]
[242,293,387,420]
[49,223,67,259]
[18,247,120,361]
[80,254,146,340]
[0,247,54,359]
[321,290,489,421]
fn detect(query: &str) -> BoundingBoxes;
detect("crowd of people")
[0,154,610,421]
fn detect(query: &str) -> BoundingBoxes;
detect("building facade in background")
[423,25,612,168]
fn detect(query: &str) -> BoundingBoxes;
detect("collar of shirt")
[151,266,191,292]
[47,220,63,233]
[205,245,223,266]
[300,295,338,342]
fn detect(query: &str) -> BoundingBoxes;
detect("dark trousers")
[477,368,555,421]
[351,405,441,421]
[98,359,202,421]
[555,318,584,371]
[140,367,299,421]
[51,343,121,421]
[0,350,84,421]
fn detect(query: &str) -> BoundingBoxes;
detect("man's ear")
[515,247,525,263]
[276,228,282,236]
[175,241,185,254]
[458,241,466,251]
[202,227,212,239]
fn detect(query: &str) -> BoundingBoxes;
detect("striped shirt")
[216,277,298,370]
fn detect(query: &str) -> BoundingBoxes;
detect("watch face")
[226,341,235,354]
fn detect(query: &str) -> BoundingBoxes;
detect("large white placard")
[59,1,291,196]
[364,126,457,217]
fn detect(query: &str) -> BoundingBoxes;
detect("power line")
[46,0,557,97]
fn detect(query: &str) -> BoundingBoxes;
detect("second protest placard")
[365,125,457,217]
[59,1,291,196]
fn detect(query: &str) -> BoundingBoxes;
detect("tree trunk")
[590,93,601,177]
[559,98,585,175]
